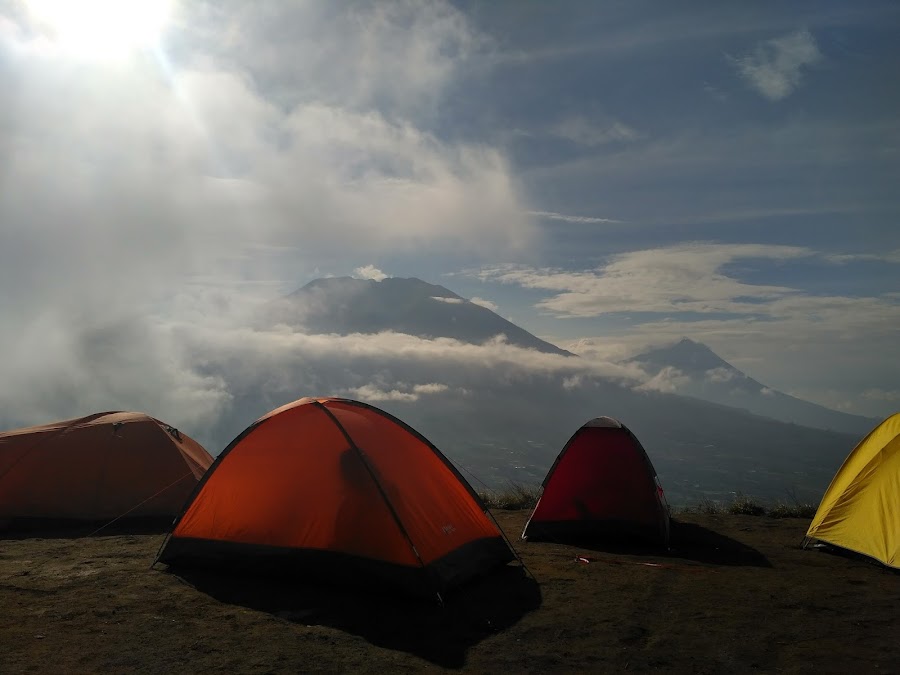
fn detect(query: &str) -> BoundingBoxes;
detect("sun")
[26,0,173,61]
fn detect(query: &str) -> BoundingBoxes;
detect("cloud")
[634,367,690,394]
[527,211,622,224]
[550,116,641,146]
[469,297,498,312]
[473,243,813,317]
[0,0,540,433]
[344,383,449,403]
[183,0,492,117]
[824,250,900,265]
[706,367,736,384]
[860,388,900,403]
[732,29,822,101]
[561,338,643,362]
[0,2,535,308]
[355,265,388,281]
[412,383,450,395]
[562,375,583,390]
[432,296,464,304]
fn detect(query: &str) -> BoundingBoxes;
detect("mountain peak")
[633,337,733,374]
[273,276,572,356]
[299,275,460,298]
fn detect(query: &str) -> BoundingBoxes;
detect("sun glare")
[26,0,173,61]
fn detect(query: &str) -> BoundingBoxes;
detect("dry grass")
[2,512,898,673]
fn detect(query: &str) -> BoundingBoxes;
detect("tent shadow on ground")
[167,563,541,669]
[667,520,771,567]
[530,520,771,568]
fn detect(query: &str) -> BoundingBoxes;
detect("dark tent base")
[803,538,900,574]
[157,534,514,599]
[523,518,668,548]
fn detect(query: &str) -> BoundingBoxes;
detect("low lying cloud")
[634,367,690,394]
[732,29,821,101]
[354,265,388,281]
[706,367,736,384]
[469,297,499,312]
[860,388,900,403]
[344,382,450,402]
[432,296,464,304]
[1,286,663,444]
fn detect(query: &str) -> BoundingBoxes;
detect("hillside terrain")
[2,512,898,673]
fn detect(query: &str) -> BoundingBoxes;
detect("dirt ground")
[1,511,898,674]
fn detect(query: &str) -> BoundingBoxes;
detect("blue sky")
[0,0,898,425]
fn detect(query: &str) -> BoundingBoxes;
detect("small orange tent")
[0,412,213,530]
[157,397,514,597]
[522,417,670,546]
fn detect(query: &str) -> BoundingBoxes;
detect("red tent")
[0,412,213,530]
[522,417,669,546]
[156,397,514,598]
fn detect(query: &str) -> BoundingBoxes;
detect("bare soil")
[1,511,897,674]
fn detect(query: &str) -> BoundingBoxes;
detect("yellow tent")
[805,413,900,568]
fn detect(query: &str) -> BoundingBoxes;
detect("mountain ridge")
[627,337,879,436]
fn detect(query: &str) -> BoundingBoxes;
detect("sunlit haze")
[25,0,171,60]
[1,0,898,460]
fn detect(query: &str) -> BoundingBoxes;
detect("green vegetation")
[766,501,817,519]
[676,492,818,519]
[728,493,766,516]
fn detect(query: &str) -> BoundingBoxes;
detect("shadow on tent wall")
[166,563,541,669]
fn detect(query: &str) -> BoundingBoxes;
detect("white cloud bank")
[0,0,543,433]
[732,29,822,101]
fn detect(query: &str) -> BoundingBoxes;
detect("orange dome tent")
[522,417,670,546]
[0,412,213,531]
[156,397,514,598]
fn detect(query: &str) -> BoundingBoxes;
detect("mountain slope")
[265,276,573,356]
[628,338,879,436]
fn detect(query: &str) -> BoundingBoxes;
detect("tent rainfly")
[805,412,900,569]
[523,417,670,546]
[156,397,514,598]
[0,411,213,530]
